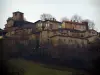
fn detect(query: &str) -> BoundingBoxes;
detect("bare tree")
[84,19,95,29]
[40,14,46,21]
[88,21,95,29]
[40,13,56,21]
[71,15,82,22]
[61,17,69,22]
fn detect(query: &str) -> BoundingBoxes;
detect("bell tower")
[12,11,24,21]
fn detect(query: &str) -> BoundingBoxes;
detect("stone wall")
[50,35,88,47]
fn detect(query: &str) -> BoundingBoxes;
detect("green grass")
[7,59,87,75]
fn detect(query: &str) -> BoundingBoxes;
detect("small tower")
[82,20,89,30]
[12,11,24,21]
[5,17,14,28]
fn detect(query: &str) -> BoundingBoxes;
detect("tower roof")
[13,11,24,14]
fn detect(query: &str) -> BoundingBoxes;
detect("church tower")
[12,11,24,21]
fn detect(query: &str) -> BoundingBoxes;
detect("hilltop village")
[1,11,100,75]
[0,11,100,48]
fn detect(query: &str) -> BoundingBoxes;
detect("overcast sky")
[0,0,100,31]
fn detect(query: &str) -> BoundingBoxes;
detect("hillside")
[6,59,88,75]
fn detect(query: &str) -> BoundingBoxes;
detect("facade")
[62,21,88,31]
[50,35,88,47]
[3,11,99,47]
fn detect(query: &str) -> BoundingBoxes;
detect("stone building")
[62,20,88,31]
[3,11,99,47]
[4,11,38,45]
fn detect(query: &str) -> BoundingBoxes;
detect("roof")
[88,29,97,32]
[34,20,62,24]
[13,11,24,14]
[14,21,34,27]
[34,20,87,26]
[22,24,35,28]
[63,20,88,25]
[44,20,62,24]
[34,20,41,24]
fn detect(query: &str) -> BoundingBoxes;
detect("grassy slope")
[7,59,87,75]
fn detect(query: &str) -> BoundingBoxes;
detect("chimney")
[82,21,89,30]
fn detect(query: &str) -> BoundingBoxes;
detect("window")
[50,24,53,29]
[45,23,49,29]
[69,39,71,44]
[83,26,86,30]
[68,31,71,35]
[59,24,62,28]
[80,34,84,37]
[72,33,74,36]
[92,31,96,35]
[54,31,56,35]
[46,23,48,27]
[37,24,39,27]
[81,26,83,29]
[40,23,42,26]
[24,29,27,33]
[38,23,42,27]
[11,31,15,35]
[28,29,32,34]
[70,40,72,42]
[6,32,10,36]
[47,23,49,27]
[58,39,62,44]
